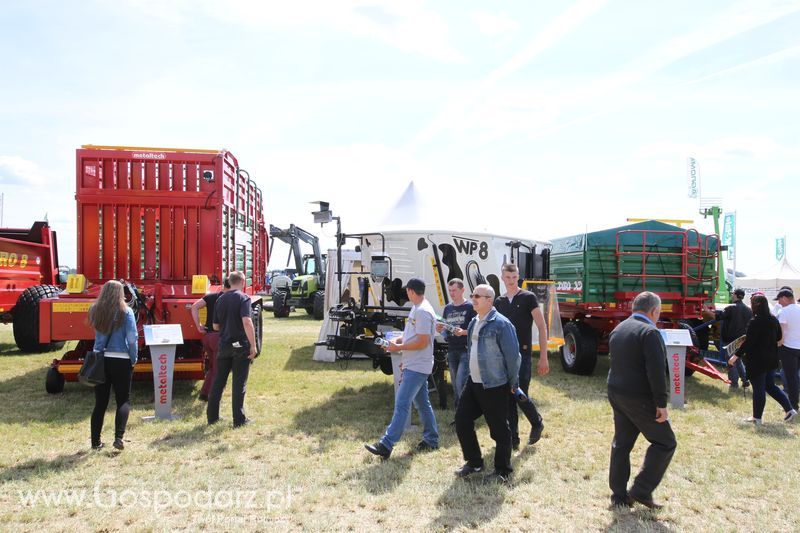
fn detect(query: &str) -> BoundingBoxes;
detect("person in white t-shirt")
[776,289,800,411]
[364,278,439,458]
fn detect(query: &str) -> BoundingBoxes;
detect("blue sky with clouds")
[1,0,799,276]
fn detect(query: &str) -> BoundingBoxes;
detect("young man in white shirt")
[365,278,439,458]
[776,289,800,410]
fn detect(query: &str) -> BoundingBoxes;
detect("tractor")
[268,224,326,319]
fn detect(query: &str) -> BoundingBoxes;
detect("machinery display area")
[550,220,728,382]
[40,145,268,393]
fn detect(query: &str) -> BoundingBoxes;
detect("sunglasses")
[471,294,490,299]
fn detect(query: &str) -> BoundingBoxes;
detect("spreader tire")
[45,366,65,394]
[560,321,598,375]
[13,285,65,353]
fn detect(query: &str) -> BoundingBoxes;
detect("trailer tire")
[560,321,598,375]
[13,285,65,353]
[45,366,65,394]
[272,291,290,318]
[312,291,325,320]
[378,356,393,375]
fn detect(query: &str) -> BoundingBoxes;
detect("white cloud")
[416,0,800,149]
[121,0,465,63]
[470,10,520,37]
[0,156,47,186]
[410,0,608,148]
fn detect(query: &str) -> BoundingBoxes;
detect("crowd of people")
[88,271,257,450]
[85,265,800,510]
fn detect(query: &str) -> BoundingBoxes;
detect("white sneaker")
[743,416,762,425]
[784,409,798,422]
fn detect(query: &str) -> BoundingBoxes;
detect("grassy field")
[1,313,799,532]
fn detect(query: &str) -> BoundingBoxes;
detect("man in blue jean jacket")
[454,283,521,483]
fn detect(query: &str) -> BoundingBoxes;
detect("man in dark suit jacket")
[716,288,753,387]
[607,291,676,510]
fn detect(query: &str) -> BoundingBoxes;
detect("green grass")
[1,314,799,532]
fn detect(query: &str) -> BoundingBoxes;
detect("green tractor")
[269,224,327,319]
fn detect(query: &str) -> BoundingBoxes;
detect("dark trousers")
[608,389,677,500]
[751,370,792,419]
[508,350,542,443]
[779,346,800,410]
[455,378,512,475]
[91,357,133,446]
[200,331,220,397]
[207,344,251,426]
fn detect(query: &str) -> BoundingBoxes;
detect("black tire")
[13,284,65,353]
[312,291,325,320]
[45,366,65,394]
[252,302,263,356]
[560,321,598,375]
[272,291,290,318]
[378,356,393,375]
[304,306,315,315]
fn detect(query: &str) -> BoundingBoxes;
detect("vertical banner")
[686,157,699,199]
[722,212,735,247]
[777,237,786,261]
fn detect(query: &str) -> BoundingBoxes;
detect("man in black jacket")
[716,288,753,388]
[607,292,676,510]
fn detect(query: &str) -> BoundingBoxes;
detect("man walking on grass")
[207,271,258,428]
[365,278,439,458]
[494,263,547,448]
[454,283,520,484]
[607,291,676,510]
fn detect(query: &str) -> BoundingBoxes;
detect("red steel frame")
[42,145,268,383]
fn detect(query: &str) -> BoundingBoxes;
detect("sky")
[1,0,799,277]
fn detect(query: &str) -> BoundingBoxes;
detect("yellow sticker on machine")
[52,302,92,313]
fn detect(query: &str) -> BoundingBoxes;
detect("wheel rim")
[563,333,577,367]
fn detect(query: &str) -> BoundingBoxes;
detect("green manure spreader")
[550,220,728,383]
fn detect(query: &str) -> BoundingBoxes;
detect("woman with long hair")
[88,280,139,450]
[729,294,797,424]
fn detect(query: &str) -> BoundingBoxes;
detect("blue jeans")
[380,369,439,451]
[447,348,469,409]
[751,370,792,419]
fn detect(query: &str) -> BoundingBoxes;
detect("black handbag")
[78,350,106,387]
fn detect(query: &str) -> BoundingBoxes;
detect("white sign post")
[143,324,184,421]
[661,329,694,408]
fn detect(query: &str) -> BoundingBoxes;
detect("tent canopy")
[736,257,800,296]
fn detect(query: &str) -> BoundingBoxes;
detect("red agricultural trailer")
[41,145,268,393]
[550,221,728,382]
[0,221,65,352]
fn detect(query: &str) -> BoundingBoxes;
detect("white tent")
[736,257,800,299]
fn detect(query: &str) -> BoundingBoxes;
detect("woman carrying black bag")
[729,294,798,424]
[88,280,139,450]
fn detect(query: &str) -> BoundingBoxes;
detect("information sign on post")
[143,324,184,421]
[660,329,694,408]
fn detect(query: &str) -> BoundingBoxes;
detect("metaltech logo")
[132,152,167,160]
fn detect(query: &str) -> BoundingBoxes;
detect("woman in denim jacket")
[88,280,139,450]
